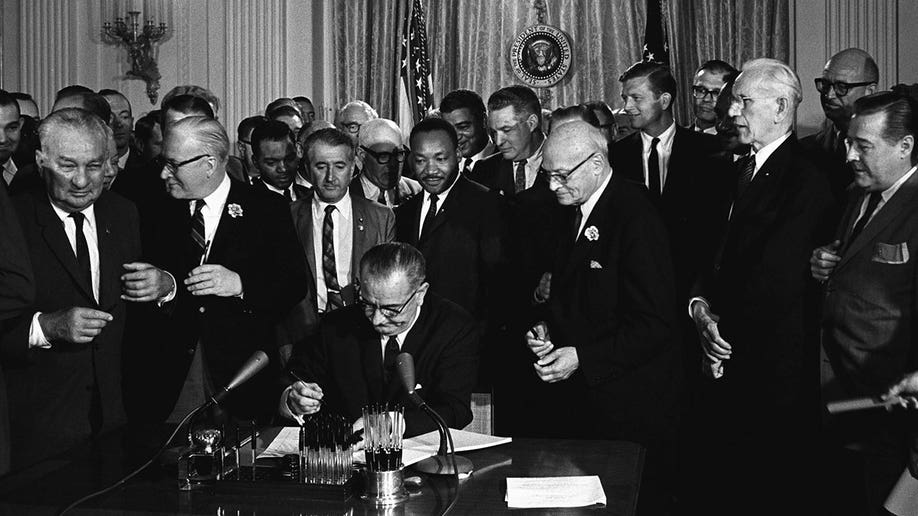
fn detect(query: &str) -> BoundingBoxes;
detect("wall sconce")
[101,11,169,104]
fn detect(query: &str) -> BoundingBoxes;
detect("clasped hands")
[120,262,242,301]
[525,321,579,383]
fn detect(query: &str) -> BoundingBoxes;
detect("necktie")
[462,159,473,177]
[69,212,93,296]
[283,188,293,202]
[847,192,882,247]
[190,199,207,265]
[377,189,387,206]
[514,159,527,193]
[322,205,344,310]
[383,336,400,383]
[572,206,583,242]
[647,137,661,197]
[736,154,756,200]
[420,194,439,241]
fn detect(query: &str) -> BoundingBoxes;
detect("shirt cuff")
[688,296,710,319]
[157,271,178,306]
[28,312,51,349]
[278,385,305,425]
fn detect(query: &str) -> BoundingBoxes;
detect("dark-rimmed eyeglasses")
[342,122,361,134]
[543,152,598,185]
[692,86,722,100]
[814,78,876,98]
[162,154,211,176]
[356,285,421,319]
[360,145,410,165]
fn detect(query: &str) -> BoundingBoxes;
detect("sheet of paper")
[884,468,918,516]
[505,476,607,509]
[258,426,512,467]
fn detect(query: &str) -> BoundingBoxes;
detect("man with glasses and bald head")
[350,118,421,207]
[280,242,477,437]
[122,115,308,427]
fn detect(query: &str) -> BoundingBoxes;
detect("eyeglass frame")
[814,78,876,98]
[161,154,211,176]
[691,85,722,100]
[342,122,362,134]
[543,152,598,185]
[359,145,410,165]
[356,282,423,319]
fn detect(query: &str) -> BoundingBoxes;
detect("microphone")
[395,352,473,476]
[208,350,269,407]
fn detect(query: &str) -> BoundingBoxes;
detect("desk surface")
[0,428,644,515]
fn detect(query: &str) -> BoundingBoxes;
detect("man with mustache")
[802,48,879,206]
[278,127,394,362]
[439,89,497,177]
[250,120,308,203]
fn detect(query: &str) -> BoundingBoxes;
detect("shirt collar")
[879,164,918,203]
[312,191,353,221]
[579,170,613,222]
[384,305,422,346]
[49,198,97,229]
[360,173,382,198]
[469,140,498,163]
[198,173,232,212]
[117,148,130,170]
[752,132,792,172]
[640,121,677,151]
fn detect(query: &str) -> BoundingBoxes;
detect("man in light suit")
[350,118,421,207]
[813,91,918,516]
[689,59,836,515]
[2,108,142,470]
[279,127,394,360]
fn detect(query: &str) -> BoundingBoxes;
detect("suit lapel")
[350,195,371,276]
[94,196,119,309]
[360,325,386,398]
[208,181,243,264]
[558,179,613,283]
[421,177,465,242]
[731,137,792,218]
[837,172,918,270]
[34,194,96,303]
[662,128,687,199]
[292,193,318,286]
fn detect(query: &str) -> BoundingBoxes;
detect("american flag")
[399,0,433,127]
[642,0,670,65]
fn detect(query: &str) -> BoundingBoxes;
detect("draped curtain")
[666,0,789,124]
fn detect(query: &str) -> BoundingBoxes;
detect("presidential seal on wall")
[510,24,572,88]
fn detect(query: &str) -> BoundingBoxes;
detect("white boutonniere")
[357,217,365,232]
[585,226,599,241]
[227,203,244,218]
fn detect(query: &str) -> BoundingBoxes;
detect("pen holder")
[362,468,409,506]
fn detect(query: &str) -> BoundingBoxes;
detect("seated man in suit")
[279,127,395,362]
[281,242,477,437]
[250,120,308,202]
[812,91,918,516]
[439,89,497,177]
[351,118,421,207]
[2,108,142,470]
[122,115,308,426]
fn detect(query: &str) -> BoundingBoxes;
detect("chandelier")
[101,11,169,104]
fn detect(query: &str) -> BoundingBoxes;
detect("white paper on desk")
[884,467,918,516]
[505,476,606,509]
[259,427,512,467]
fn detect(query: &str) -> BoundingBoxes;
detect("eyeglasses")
[239,139,251,145]
[342,122,361,134]
[360,145,410,164]
[692,86,722,100]
[814,78,875,97]
[543,152,597,185]
[162,154,211,175]
[357,285,421,319]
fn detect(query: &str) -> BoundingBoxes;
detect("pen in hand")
[289,371,323,407]
[199,240,211,266]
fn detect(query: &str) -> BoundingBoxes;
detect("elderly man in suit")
[334,100,378,145]
[250,120,309,203]
[813,92,918,516]
[350,118,421,207]
[278,127,394,361]
[281,242,477,437]
[526,120,679,515]
[1,108,141,470]
[688,58,835,514]
[122,116,308,425]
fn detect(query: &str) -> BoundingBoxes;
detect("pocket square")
[873,242,909,264]
[589,260,603,269]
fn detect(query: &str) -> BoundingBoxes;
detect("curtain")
[666,0,790,125]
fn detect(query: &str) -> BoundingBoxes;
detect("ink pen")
[289,371,323,407]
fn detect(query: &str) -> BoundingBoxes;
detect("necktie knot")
[193,199,206,214]
[69,211,85,227]
[325,204,336,216]
[651,137,660,149]
[429,193,439,204]
[514,159,527,193]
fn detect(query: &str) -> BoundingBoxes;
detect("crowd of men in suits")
[1,48,918,516]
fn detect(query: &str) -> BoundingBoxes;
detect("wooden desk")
[0,428,643,515]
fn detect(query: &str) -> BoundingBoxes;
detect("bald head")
[359,118,403,147]
[543,121,610,206]
[819,48,879,129]
[335,100,378,143]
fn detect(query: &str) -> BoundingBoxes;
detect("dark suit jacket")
[695,135,835,410]
[468,153,516,197]
[6,163,42,197]
[279,191,395,342]
[3,189,141,470]
[801,122,852,208]
[394,175,507,323]
[287,293,478,437]
[126,178,309,423]
[251,176,311,202]
[544,175,680,442]
[0,183,34,475]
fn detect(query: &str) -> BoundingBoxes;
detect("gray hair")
[335,100,379,125]
[39,108,108,150]
[740,58,803,110]
[168,115,230,163]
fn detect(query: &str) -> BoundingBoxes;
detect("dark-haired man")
[227,115,266,185]
[690,60,738,134]
[250,120,308,202]
[100,89,144,196]
[293,96,316,123]
[813,91,918,516]
[0,90,31,195]
[439,89,497,177]
[281,242,477,437]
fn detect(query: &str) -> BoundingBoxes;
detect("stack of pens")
[362,404,405,472]
[298,412,360,485]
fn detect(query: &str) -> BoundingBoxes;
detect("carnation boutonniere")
[227,203,244,218]
[357,217,365,232]
[585,226,599,241]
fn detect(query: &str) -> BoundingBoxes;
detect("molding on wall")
[824,0,898,86]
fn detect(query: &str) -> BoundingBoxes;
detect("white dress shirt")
[640,122,677,191]
[2,158,17,186]
[117,148,130,170]
[191,173,232,259]
[418,174,459,241]
[459,140,498,175]
[514,141,544,191]
[749,132,792,181]
[854,164,918,228]
[262,180,302,202]
[576,171,613,238]
[311,194,353,312]
[28,203,101,348]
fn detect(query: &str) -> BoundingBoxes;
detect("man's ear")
[659,92,673,111]
[35,150,46,176]
[899,135,914,161]
[525,113,539,132]
[415,281,430,305]
[774,97,790,123]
